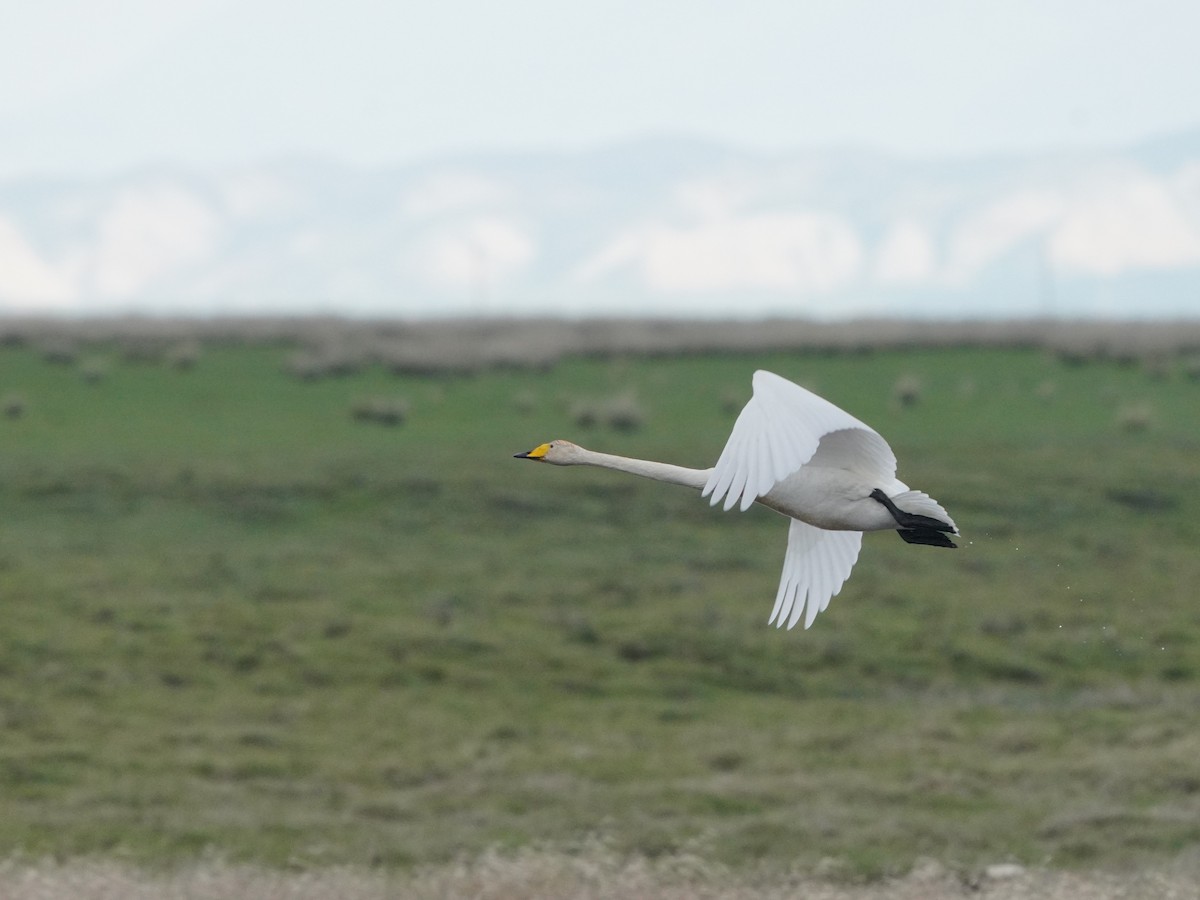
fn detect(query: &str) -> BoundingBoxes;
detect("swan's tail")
[870,488,959,548]
[890,490,958,534]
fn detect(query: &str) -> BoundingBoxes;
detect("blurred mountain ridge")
[1,129,1198,318]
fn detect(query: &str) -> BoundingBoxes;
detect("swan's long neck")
[574,447,712,491]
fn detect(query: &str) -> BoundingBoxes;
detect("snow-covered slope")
[1,132,1198,317]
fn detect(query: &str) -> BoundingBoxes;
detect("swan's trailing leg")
[869,488,958,548]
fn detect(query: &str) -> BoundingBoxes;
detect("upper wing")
[702,370,897,512]
[770,519,863,630]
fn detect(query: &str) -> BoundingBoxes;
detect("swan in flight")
[515,370,957,630]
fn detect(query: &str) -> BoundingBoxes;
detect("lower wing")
[769,520,864,630]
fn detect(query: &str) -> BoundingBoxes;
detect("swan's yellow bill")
[519,443,551,459]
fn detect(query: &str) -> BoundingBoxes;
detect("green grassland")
[0,334,1198,878]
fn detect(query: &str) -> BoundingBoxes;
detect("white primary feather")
[703,370,896,511]
[770,521,863,630]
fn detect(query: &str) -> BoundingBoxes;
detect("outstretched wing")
[703,370,896,512]
[770,520,863,630]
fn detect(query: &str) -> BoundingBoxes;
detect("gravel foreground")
[1,853,1198,900]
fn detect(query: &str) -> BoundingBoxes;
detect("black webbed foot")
[897,528,958,548]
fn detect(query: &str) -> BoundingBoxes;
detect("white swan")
[515,370,957,629]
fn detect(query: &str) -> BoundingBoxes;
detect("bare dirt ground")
[1,853,1197,900]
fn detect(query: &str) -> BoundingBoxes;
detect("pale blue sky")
[2,0,1199,177]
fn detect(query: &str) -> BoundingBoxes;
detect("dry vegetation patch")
[6,315,1200,378]
[0,854,1197,900]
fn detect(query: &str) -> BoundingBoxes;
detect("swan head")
[514,439,584,466]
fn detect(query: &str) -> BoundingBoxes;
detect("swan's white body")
[516,370,957,630]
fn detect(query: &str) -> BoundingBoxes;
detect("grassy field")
[0,328,1198,882]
